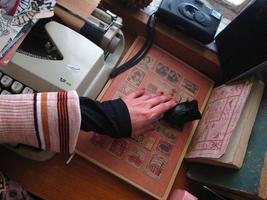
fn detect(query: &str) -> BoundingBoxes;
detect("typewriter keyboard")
[0,70,35,95]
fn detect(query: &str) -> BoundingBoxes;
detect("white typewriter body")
[2,20,124,99]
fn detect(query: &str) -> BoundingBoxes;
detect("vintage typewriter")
[1,7,125,161]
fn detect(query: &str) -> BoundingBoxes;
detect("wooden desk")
[0,1,219,199]
[0,145,189,200]
[101,0,221,81]
[0,31,190,200]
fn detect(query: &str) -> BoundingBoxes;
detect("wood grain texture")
[57,0,100,18]
[0,33,189,200]
[0,145,190,200]
[100,0,222,81]
[0,1,222,199]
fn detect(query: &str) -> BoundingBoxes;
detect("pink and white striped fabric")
[0,91,81,153]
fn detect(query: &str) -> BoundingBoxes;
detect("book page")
[187,81,253,159]
[76,38,213,200]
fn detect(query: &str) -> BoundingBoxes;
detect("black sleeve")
[79,97,132,138]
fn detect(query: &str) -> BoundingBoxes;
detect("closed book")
[187,88,267,200]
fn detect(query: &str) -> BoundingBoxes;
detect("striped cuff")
[0,91,81,154]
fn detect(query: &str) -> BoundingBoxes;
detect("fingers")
[125,89,178,139]
[151,99,177,120]
[138,93,157,101]
[126,89,168,101]
[126,88,145,99]
[136,90,167,101]
[146,94,173,108]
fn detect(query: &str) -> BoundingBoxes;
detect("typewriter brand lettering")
[65,64,80,71]
[59,78,66,83]
[59,78,72,87]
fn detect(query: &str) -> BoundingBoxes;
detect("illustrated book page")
[187,81,253,159]
[76,37,214,200]
[187,87,267,199]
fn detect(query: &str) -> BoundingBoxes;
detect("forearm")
[79,97,132,138]
[0,91,81,153]
[0,91,132,153]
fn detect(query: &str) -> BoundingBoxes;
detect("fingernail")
[172,99,178,104]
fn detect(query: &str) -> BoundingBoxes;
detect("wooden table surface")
[0,146,189,200]
[0,26,190,200]
[0,1,218,199]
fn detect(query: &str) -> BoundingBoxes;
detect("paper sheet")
[187,81,253,158]
[76,38,214,200]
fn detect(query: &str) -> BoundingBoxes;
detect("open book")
[187,88,267,200]
[76,37,214,200]
[75,37,263,199]
[186,79,265,169]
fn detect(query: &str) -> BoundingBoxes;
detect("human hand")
[122,89,177,137]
